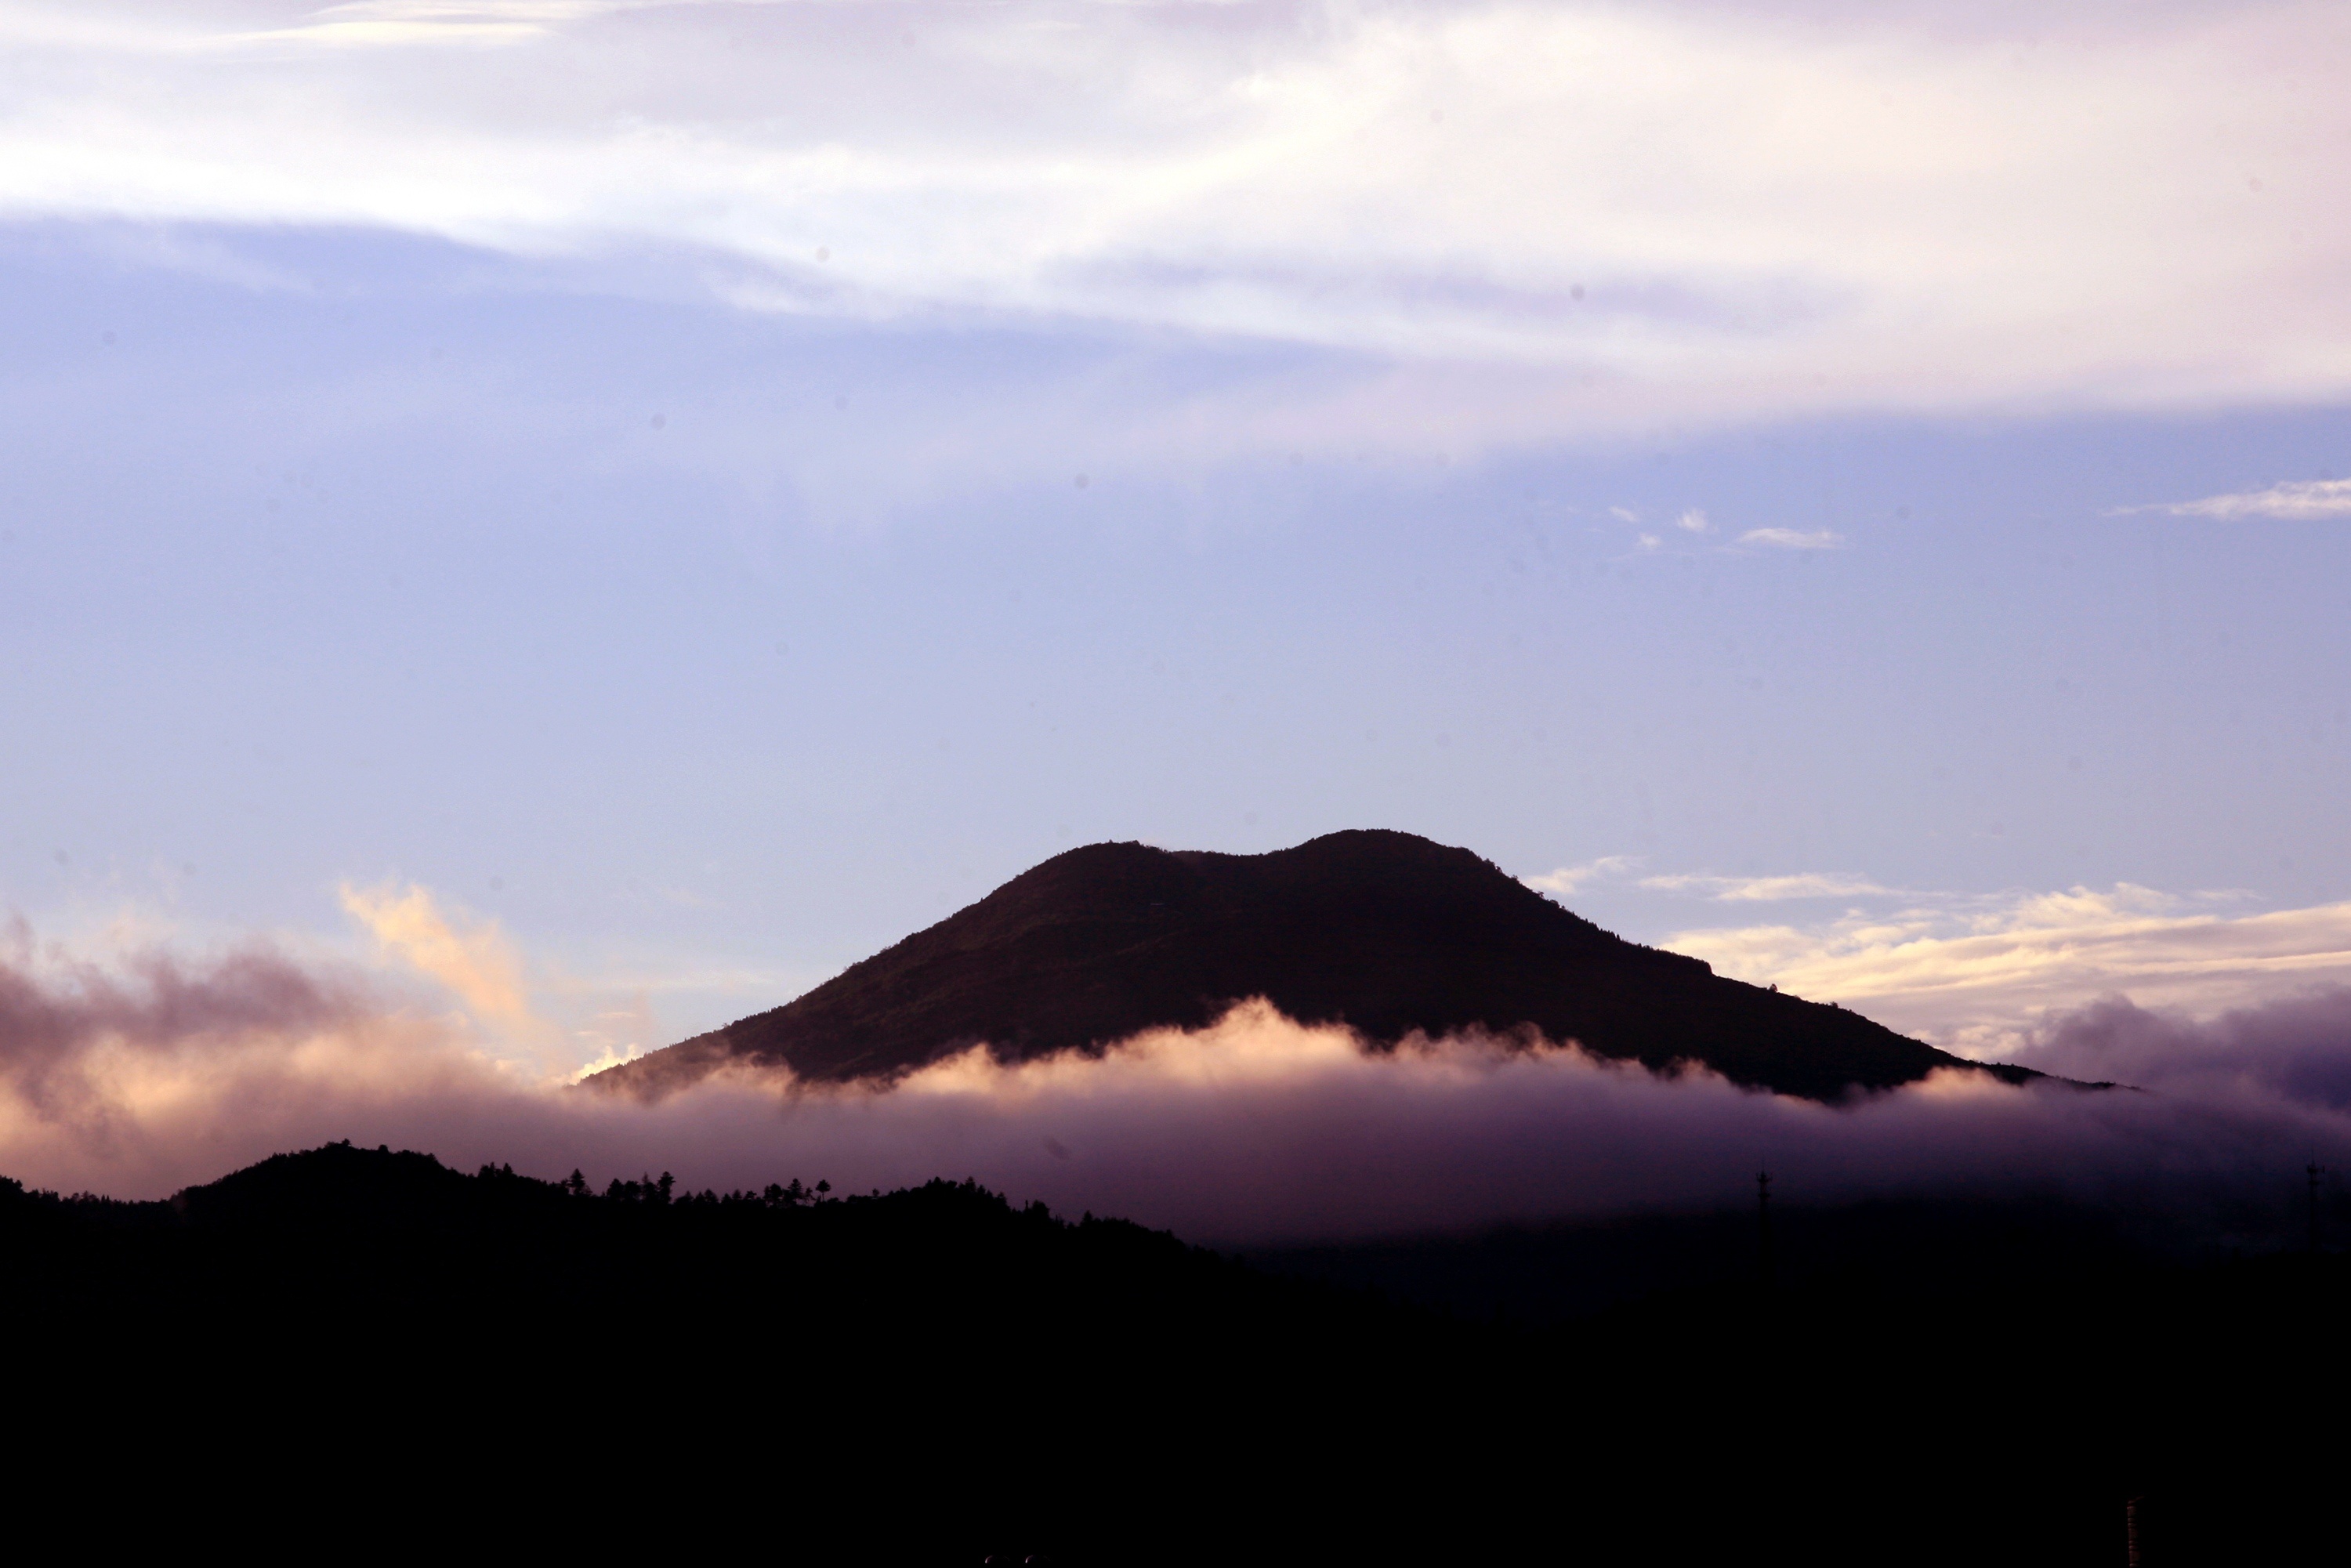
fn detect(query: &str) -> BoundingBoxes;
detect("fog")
[3,926,2346,1245]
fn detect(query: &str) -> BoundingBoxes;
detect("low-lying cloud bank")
[2012,987,2351,1114]
[2,925,2346,1246]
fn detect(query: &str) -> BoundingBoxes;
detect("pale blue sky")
[4,2,2349,1066]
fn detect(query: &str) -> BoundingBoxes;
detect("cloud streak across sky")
[2,1,2347,449]
[1736,527,1843,551]
[2114,477,2351,520]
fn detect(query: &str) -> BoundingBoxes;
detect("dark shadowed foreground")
[594,831,2026,1103]
[3,1143,2336,1564]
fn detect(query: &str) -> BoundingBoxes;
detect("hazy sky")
[5,0,2350,1075]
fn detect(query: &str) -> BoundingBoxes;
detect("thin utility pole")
[1757,1169,1774,1293]
[2309,1158,2328,1254]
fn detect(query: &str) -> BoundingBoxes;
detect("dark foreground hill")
[592,829,2028,1101]
[4,1143,2339,1564]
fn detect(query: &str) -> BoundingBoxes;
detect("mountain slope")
[590,829,2025,1101]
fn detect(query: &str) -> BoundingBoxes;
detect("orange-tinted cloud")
[339,880,564,1063]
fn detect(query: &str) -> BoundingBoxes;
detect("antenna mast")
[2309,1157,2328,1254]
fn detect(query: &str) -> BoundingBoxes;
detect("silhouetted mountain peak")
[590,830,2027,1101]
[172,1141,470,1226]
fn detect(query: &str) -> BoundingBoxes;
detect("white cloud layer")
[1523,856,1644,896]
[1737,527,1843,550]
[1,1,2347,445]
[1530,860,1890,905]
[2114,476,2351,520]
[1640,871,1889,902]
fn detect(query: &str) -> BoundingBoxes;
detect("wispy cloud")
[1640,871,1888,903]
[335,880,686,1075]
[1665,884,2351,1059]
[1522,855,1642,896]
[1530,861,1886,905]
[2110,477,2351,521]
[0,1,2343,441]
[1737,527,1842,550]
[230,2,645,48]
[1675,509,1711,534]
[339,881,549,1050]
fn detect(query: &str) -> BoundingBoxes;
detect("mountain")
[590,828,2030,1100]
